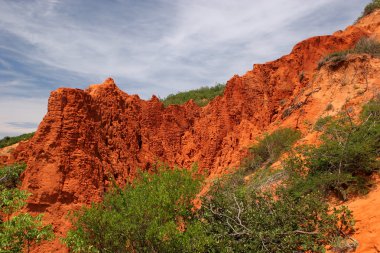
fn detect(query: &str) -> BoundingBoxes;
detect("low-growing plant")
[331,236,359,253]
[1,213,54,253]
[0,163,26,189]
[0,163,54,253]
[243,128,301,172]
[0,132,35,149]
[314,116,334,132]
[354,37,380,57]
[318,51,349,70]
[161,83,225,107]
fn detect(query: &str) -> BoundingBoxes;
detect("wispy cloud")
[0,0,368,137]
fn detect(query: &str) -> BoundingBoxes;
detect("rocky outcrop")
[4,10,380,253]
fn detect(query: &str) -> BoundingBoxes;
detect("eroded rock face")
[4,10,380,253]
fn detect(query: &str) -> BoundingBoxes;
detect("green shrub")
[309,109,379,177]
[0,188,30,217]
[244,128,301,172]
[287,98,380,200]
[0,132,35,149]
[314,116,334,131]
[354,37,380,57]
[317,51,349,70]
[64,167,211,253]
[161,83,225,107]
[0,163,26,189]
[200,174,354,253]
[0,163,54,253]
[1,213,54,253]
[357,0,380,21]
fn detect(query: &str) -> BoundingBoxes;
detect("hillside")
[1,9,380,253]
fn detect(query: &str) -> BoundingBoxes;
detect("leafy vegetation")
[318,37,380,69]
[0,163,54,253]
[201,180,354,253]
[0,163,27,189]
[161,83,225,107]
[243,128,301,172]
[200,97,379,251]
[0,132,35,149]
[64,167,211,253]
[357,0,380,21]
[198,125,357,253]
[296,98,380,199]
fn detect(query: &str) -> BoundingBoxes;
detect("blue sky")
[0,0,369,138]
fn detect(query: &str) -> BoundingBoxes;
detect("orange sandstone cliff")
[3,10,380,253]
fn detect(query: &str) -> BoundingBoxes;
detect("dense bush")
[318,37,380,69]
[161,83,225,107]
[0,132,35,149]
[288,97,380,200]
[357,0,380,21]
[0,163,54,253]
[64,167,211,253]
[200,173,354,253]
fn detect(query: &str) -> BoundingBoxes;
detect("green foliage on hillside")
[0,163,27,189]
[201,179,354,253]
[317,37,380,69]
[0,163,54,253]
[161,83,225,107]
[0,132,35,149]
[357,0,380,21]
[243,128,301,174]
[200,97,379,251]
[289,96,380,200]
[198,123,359,252]
[64,167,211,253]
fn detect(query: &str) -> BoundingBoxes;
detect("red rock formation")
[4,10,380,253]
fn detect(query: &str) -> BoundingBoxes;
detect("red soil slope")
[2,10,380,253]
[345,176,380,253]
